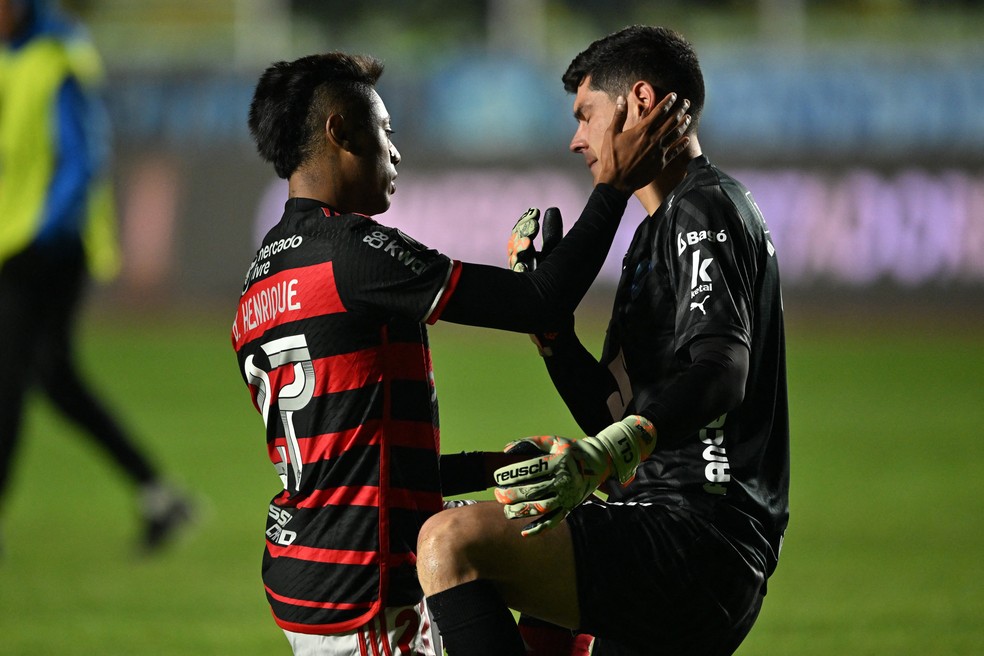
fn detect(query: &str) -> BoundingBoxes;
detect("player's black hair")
[562,25,705,131]
[248,52,384,179]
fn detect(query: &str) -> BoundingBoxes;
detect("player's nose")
[569,126,587,154]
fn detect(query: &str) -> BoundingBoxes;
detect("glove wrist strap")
[593,415,657,484]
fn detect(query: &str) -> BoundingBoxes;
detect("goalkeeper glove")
[506,207,567,356]
[507,208,539,272]
[492,415,657,536]
[507,206,562,271]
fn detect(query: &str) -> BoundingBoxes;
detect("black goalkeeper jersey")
[603,155,789,573]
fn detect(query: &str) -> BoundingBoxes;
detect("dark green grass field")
[0,298,981,655]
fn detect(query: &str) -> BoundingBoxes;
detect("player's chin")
[366,193,393,216]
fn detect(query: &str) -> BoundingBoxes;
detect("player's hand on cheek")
[594,92,691,194]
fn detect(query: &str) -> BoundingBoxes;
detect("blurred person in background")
[235,51,688,655]
[417,25,789,656]
[0,0,193,554]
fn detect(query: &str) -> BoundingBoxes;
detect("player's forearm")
[543,333,620,435]
[529,183,629,310]
[439,184,628,333]
[638,336,749,440]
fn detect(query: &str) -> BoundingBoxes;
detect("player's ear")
[326,113,350,151]
[628,80,657,121]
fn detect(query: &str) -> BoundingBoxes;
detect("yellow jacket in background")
[0,28,120,280]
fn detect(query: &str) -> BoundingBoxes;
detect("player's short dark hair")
[248,52,384,179]
[562,25,705,131]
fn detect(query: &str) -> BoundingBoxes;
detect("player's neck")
[289,161,339,206]
[635,139,701,216]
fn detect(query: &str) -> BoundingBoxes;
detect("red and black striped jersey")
[231,198,461,634]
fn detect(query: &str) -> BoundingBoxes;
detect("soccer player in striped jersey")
[234,52,690,654]
[417,26,789,656]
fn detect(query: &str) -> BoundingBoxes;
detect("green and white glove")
[506,208,539,272]
[506,206,562,271]
[493,416,657,536]
[506,207,566,355]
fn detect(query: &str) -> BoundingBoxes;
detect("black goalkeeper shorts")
[566,500,766,656]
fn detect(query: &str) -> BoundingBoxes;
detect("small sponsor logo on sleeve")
[689,295,710,314]
[677,229,728,256]
[363,229,428,274]
[690,251,714,290]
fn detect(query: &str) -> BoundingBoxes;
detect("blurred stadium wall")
[63,0,984,311]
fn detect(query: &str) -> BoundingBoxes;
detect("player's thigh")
[0,243,82,374]
[0,261,44,397]
[419,501,580,628]
[282,601,439,656]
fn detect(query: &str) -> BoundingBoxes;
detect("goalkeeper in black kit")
[416,26,790,656]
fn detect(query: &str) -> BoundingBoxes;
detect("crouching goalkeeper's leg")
[416,502,581,656]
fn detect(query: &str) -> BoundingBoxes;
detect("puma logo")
[690,296,709,315]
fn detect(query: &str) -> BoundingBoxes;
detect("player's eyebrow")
[573,101,591,121]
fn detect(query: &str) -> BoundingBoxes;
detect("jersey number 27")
[244,334,316,492]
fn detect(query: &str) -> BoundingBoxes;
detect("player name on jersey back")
[232,261,344,349]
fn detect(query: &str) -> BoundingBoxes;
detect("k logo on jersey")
[690,251,714,289]
[689,250,714,299]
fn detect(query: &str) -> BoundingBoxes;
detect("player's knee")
[417,509,484,594]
